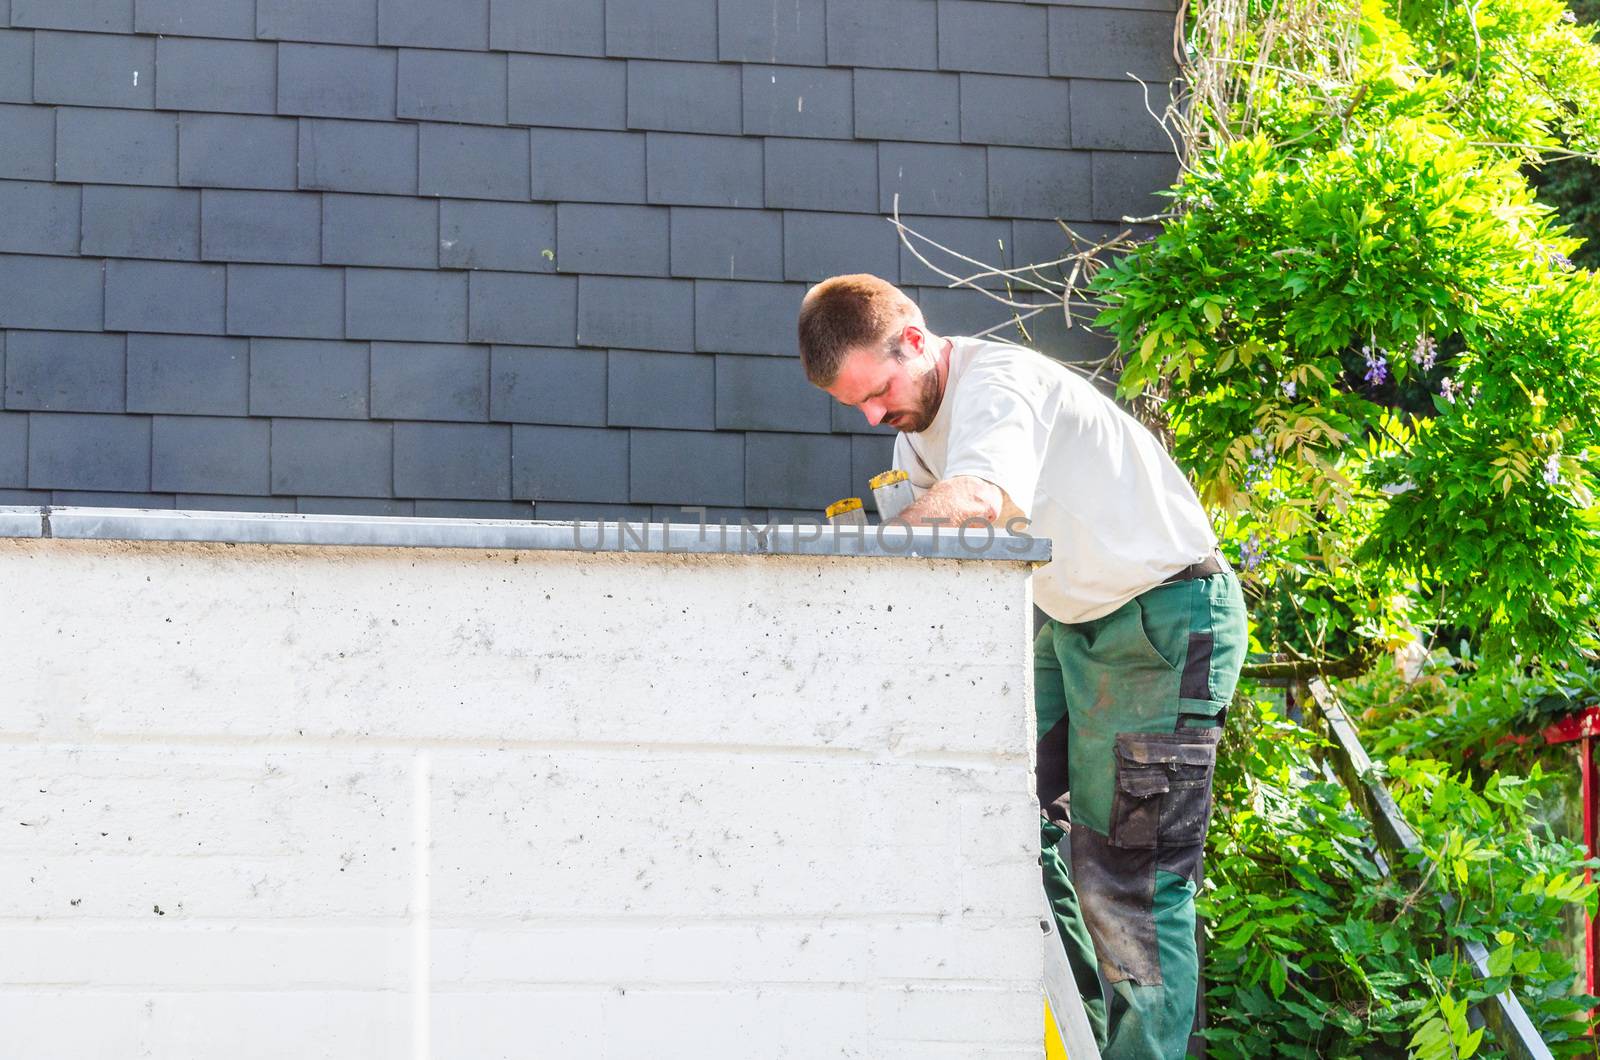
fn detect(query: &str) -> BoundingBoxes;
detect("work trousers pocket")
[1107,728,1221,850]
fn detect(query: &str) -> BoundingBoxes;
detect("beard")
[890,364,944,433]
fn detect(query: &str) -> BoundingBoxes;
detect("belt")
[1161,549,1231,585]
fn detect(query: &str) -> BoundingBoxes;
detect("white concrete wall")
[0,534,1041,1059]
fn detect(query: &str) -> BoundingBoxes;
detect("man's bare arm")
[897,475,1021,527]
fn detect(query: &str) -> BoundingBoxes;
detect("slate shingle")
[4,331,124,413]
[346,267,467,342]
[854,70,959,143]
[0,410,26,488]
[508,55,625,129]
[370,341,489,421]
[57,107,177,186]
[607,349,713,429]
[879,142,988,217]
[1049,7,1179,81]
[398,49,507,125]
[467,271,577,345]
[412,498,528,517]
[744,430,849,508]
[28,412,151,492]
[156,37,277,114]
[34,30,154,108]
[277,42,397,121]
[378,0,488,50]
[81,185,200,261]
[491,0,604,55]
[605,0,717,61]
[0,255,104,331]
[490,345,606,426]
[257,0,379,45]
[105,260,225,335]
[323,193,439,268]
[152,415,271,495]
[439,200,556,273]
[742,64,852,139]
[200,189,322,264]
[852,433,895,504]
[1091,149,1179,221]
[627,427,741,505]
[298,118,418,195]
[127,333,249,415]
[627,60,740,135]
[783,211,900,282]
[0,180,81,255]
[418,123,530,201]
[693,279,804,356]
[270,417,391,496]
[715,354,829,432]
[12,0,131,33]
[825,0,935,70]
[989,145,1093,218]
[135,0,256,38]
[227,264,347,339]
[542,501,650,521]
[27,413,151,496]
[764,137,876,213]
[669,207,783,281]
[576,275,692,351]
[961,74,1072,149]
[646,133,761,208]
[50,489,173,507]
[0,29,32,103]
[937,0,1048,75]
[181,493,298,513]
[250,338,369,418]
[297,495,412,515]
[530,128,645,204]
[896,215,1012,289]
[1070,79,1174,152]
[512,423,629,503]
[556,203,669,276]
[0,104,53,181]
[719,0,824,65]
[180,113,298,191]
[394,422,509,500]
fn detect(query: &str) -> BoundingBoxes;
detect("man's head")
[797,274,945,433]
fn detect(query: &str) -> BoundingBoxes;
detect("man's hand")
[896,475,1018,527]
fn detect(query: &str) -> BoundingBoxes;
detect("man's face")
[824,327,942,433]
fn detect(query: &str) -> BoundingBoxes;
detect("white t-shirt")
[893,335,1217,624]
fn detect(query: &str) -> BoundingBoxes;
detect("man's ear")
[902,324,925,355]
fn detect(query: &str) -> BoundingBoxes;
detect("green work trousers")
[1035,569,1248,1060]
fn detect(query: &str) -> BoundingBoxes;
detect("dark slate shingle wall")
[0,0,1179,522]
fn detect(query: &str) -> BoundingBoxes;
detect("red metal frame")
[1542,705,1600,1002]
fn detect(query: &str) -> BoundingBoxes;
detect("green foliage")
[1091,0,1600,665]
[1201,676,1600,1057]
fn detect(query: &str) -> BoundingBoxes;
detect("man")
[797,274,1248,1060]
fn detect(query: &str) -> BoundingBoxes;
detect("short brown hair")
[796,274,922,386]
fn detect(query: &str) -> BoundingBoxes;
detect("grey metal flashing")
[0,507,44,538]
[0,506,1051,563]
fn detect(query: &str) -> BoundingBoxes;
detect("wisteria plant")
[1086,0,1600,670]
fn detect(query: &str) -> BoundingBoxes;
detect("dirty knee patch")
[1071,825,1160,986]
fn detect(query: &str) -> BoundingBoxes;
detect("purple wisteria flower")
[1244,428,1277,489]
[1362,344,1388,386]
[1440,376,1460,403]
[1241,533,1263,571]
[1545,453,1561,485]
[1412,334,1437,372]
[1282,379,1297,399]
